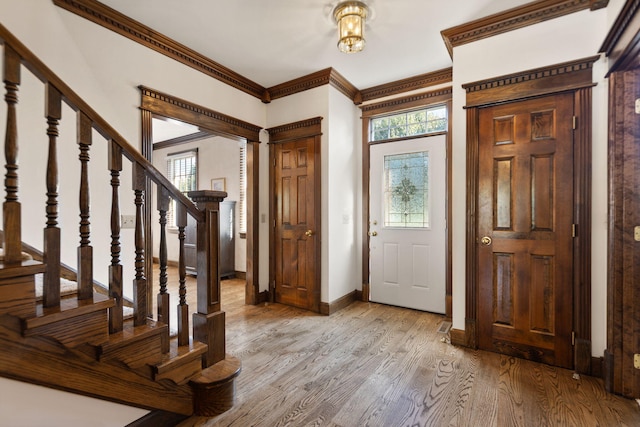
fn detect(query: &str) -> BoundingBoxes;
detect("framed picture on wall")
[211,177,226,191]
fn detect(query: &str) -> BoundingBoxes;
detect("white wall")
[0,0,267,299]
[152,136,247,272]
[327,86,362,302]
[451,8,612,356]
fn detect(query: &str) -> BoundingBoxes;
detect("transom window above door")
[370,105,447,142]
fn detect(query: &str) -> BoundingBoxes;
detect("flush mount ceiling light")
[333,1,369,54]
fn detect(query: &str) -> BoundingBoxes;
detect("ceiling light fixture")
[333,1,369,54]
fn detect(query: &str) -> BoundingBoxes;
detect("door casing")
[460,56,598,374]
[268,117,322,312]
[360,89,453,319]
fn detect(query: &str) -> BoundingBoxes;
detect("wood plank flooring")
[157,274,640,426]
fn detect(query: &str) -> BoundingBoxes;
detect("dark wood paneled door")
[274,136,320,312]
[478,93,574,368]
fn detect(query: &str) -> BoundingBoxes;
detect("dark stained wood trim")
[266,117,323,142]
[139,86,262,141]
[573,87,593,375]
[441,0,601,57]
[360,87,452,117]
[450,328,466,347]
[463,59,594,372]
[257,290,270,304]
[359,68,452,103]
[600,0,640,73]
[445,99,453,321]
[53,0,267,101]
[462,56,600,108]
[361,116,370,303]
[125,410,188,427]
[152,131,212,151]
[319,290,357,315]
[139,88,261,307]
[266,69,359,104]
[141,108,154,317]
[465,106,479,350]
[245,140,260,305]
[605,67,639,396]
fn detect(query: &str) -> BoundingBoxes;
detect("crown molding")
[599,0,640,72]
[360,87,453,117]
[441,0,607,57]
[53,0,268,101]
[359,68,452,103]
[265,68,359,104]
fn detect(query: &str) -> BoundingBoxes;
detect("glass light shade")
[333,1,368,53]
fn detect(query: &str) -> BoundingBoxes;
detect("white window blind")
[166,150,197,227]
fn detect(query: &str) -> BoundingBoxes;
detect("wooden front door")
[273,136,320,312]
[477,93,574,368]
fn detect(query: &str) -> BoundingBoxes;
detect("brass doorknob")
[480,236,492,246]
[368,231,378,237]
[305,230,314,237]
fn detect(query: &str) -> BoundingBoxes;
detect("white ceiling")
[98,0,534,89]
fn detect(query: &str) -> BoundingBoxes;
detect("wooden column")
[77,111,93,300]
[3,45,21,264]
[43,83,62,308]
[188,190,227,367]
[245,140,259,305]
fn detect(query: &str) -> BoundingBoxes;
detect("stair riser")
[0,276,35,317]
[99,334,165,371]
[24,311,108,348]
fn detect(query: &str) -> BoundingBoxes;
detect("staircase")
[0,24,240,417]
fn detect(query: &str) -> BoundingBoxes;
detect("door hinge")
[572,116,577,130]
[572,223,577,238]
[572,331,575,346]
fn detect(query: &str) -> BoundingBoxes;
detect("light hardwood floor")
[159,273,640,426]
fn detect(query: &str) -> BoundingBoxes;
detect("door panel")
[478,93,574,368]
[274,137,320,312]
[369,135,446,313]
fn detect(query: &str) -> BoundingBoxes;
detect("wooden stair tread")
[190,355,241,387]
[0,260,45,279]
[155,339,207,374]
[23,293,113,331]
[96,319,168,354]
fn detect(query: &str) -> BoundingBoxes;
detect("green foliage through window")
[370,105,447,142]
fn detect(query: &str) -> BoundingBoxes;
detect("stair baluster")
[176,202,189,346]
[0,23,238,415]
[108,141,123,333]
[157,186,170,327]
[77,112,93,300]
[133,163,147,326]
[43,83,62,308]
[2,45,21,264]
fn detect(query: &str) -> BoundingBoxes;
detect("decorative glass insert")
[370,105,447,142]
[383,151,430,228]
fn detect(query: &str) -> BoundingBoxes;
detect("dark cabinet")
[184,200,236,279]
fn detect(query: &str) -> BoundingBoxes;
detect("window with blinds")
[166,149,197,227]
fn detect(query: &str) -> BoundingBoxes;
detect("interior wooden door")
[274,136,320,312]
[477,93,575,368]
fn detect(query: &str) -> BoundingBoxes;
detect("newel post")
[188,190,227,367]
